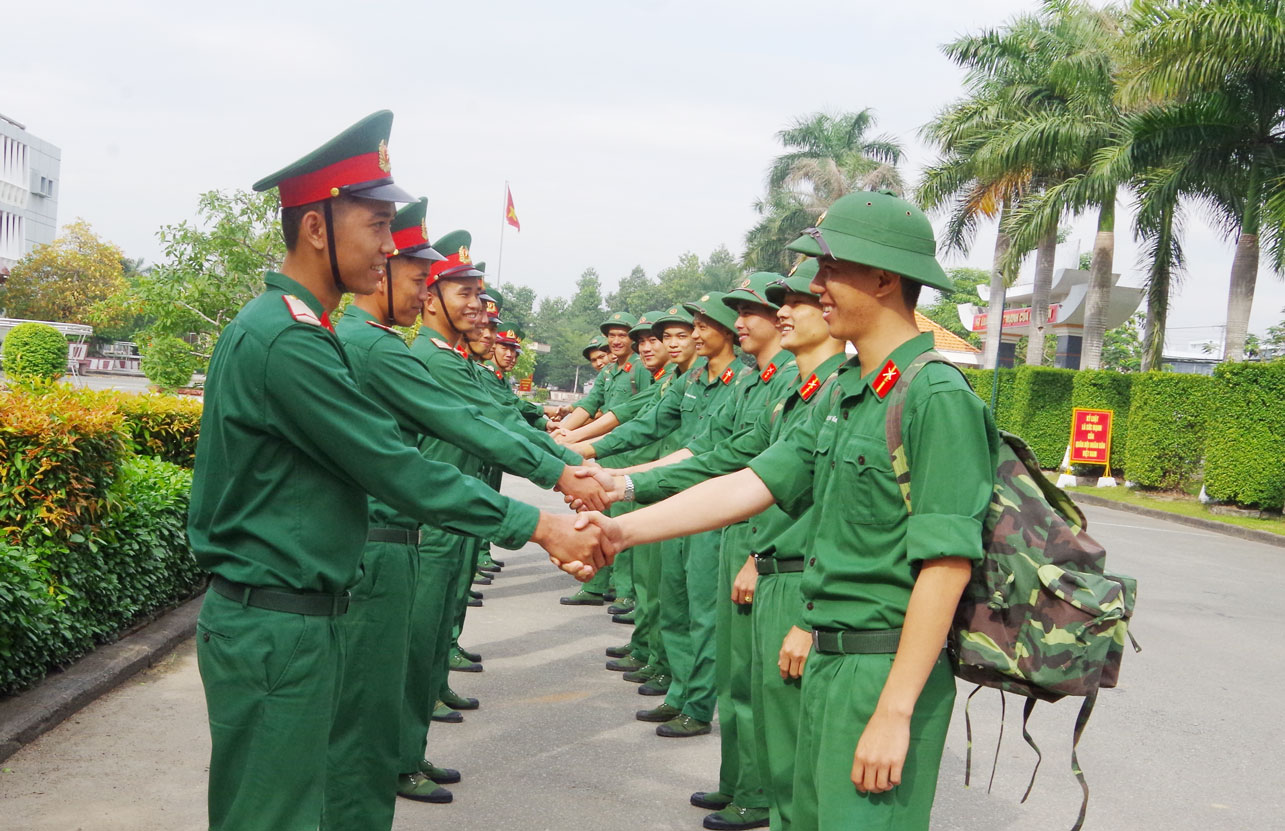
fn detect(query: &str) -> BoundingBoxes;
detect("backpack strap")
[883,350,958,513]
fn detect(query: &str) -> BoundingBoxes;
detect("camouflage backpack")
[885,351,1138,831]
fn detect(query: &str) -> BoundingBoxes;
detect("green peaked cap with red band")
[722,272,783,312]
[389,198,445,261]
[428,230,484,283]
[766,258,821,305]
[599,311,638,335]
[683,292,738,334]
[252,110,416,208]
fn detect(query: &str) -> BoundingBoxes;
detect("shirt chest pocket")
[830,435,904,526]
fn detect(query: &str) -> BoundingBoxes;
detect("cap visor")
[402,245,446,262]
[439,265,484,279]
[349,181,418,204]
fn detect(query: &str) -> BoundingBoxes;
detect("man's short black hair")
[281,196,364,250]
[899,274,922,310]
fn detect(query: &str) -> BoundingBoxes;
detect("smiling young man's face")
[333,197,397,295]
[604,326,633,359]
[777,291,828,352]
[661,324,696,367]
[734,301,780,357]
[810,259,888,343]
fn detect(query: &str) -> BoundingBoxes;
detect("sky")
[6,0,1283,353]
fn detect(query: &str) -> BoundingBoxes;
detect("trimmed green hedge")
[140,334,201,391]
[1124,372,1213,490]
[109,392,203,468]
[0,456,200,694]
[1204,361,1285,510]
[1011,366,1076,468]
[1,322,68,382]
[959,368,1021,433]
[1071,370,1132,474]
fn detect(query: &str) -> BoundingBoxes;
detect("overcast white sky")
[7,0,1283,351]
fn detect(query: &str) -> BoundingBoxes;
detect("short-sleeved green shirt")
[747,332,998,631]
[188,273,539,595]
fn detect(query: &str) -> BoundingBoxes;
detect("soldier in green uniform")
[189,112,605,831]
[582,334,612,372]
[578,260,846,829]
[579,191,998,831]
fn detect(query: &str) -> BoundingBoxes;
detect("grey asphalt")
[0,478,1280,830]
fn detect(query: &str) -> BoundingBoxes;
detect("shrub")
[0,384,129,544]
[1010,365,1076,469]
[959,368,1020,433]
[0,456,199,695]
[1070,370,1132,474]
[110,393,203,467]
[1204,361,1285,510]
[1124,372,1213,490]
[2,322,68,382]
[140,334,200,391]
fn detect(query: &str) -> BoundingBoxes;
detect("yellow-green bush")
[1011,366,1076,468]
[109,393,203,467]
[1,322,68,382]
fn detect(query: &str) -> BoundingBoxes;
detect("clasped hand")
[553,464,615,512]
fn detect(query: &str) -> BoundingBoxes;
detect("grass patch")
[1066,486,1285,537]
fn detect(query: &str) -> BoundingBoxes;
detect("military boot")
[449,647,483,672]
[605,644,631,658]
[690,791,733,811]
[621,664,658,683]
[397,772,452,803]
[607,597,636,616]
[419,760,461,785]
[605,655,646,673]
[467,597,483,608]
[656,714,711,737]
[458,646,482,663]
[611,610,636,625]
[635,703,682,723]
[441,686,479,711]
[703,804,770,830]
[638,673,671,696]
[560,589,605,606]
[472,572,492,586]
[431,700,462,723]
[478,553,501,573]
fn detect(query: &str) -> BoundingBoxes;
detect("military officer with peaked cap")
[188,112,605,831]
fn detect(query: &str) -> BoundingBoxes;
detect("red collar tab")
[800,373,821,401]
[760,363,777,383]
[652,367,666,380]
[622,361,633,372]
[365,319,397,334]
[455,342,470,359]
[277,150,387,208]
[872,359,901,399]
[494,367,504,379]
[720,366,735,385]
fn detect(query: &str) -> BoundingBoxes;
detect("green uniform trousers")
[626,540,666,671]
[321,539,419,831]
[665,528,720,723]
[791,651,955,831]
[401,532,467,772]
[450,535,482,647]
[196,589,343,831]
[716,546,767,809]
[750,570,804,830]
[659,536,692,714]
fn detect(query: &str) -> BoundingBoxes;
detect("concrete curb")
[1071,492,1285,549]
[0,595,202,764]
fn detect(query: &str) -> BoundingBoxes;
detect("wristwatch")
[622,475,636,504]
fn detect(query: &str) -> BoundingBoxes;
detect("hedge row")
[1071,370,1132,473]
[107,392,203,468]
[1204,362,1285,509]
[1124,373,1213,490]
[0,456,200,694]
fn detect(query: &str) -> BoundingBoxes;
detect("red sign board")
[1069,408,1113,465]
[971,303,1061,333]
[518,377,533,393]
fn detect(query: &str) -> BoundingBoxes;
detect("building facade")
[0,113,60,276]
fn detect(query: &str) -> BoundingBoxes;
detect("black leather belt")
[211,575,351,616]
[812,627,901,654]
[367,527,421,545]
[754,557,805,576]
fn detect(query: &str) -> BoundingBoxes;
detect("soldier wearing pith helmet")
[189,112,593,831]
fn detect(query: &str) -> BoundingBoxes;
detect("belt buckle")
[811,629,822,651]
[415,529,422,545]
[333,591,351,616]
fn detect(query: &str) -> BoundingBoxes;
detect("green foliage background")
[1203,362,1285,510]
[1070,370,1132,473]
[1124,372,1212,490]
[1010,366,1076,468]
[2,323,69,382]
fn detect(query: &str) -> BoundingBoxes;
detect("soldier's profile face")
[734,301,779,356]
[333,197,396,295]
[588,349,611,370]
[437,278,484,331]
[812,259,882,342]
[779,292,827,351]
[389,258,432,326]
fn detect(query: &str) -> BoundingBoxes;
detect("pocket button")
[202,632,210,642]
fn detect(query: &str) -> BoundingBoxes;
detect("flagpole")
[496,180,508,289]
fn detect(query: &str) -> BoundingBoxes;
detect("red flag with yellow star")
[505,185,520,231]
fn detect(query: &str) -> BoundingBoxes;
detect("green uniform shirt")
[188,273,539,595]
[686,349,797,458]
[592,362,696,458]
[333,307,567,530]
[407,328,581,467]
[747,332,998,632]
[677,357,748,445]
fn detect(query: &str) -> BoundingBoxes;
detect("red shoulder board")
[872,359,901,399]
[799,373,821,401]
[282,295,322,327]
[652,367,666,380]
[720,367,735,385]
[365,320,397,334]
[761,363,777,383]
[622,361,633,372]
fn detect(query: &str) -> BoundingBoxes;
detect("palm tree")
[743,190,816,274]
[1116,0,1285,363]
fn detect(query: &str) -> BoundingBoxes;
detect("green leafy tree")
[140,333,201,390]
[1100,313,1144,372]
[0,220,126,324]
[918,267,988,345]
[607,266,665,316]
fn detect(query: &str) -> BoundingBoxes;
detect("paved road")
[0,479,1280,830]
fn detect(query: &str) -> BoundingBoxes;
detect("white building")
[0,113,61,276]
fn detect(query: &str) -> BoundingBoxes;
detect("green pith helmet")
[389,198,446,261]
[600,311,639,335]
[766,258,822,306]
[786,190,952,292]
[429,230,484,284]
[582,334,608,359]
[721,272,783,312]
[651,305,695,335]
[253,110,415,207]
[683,292,738,334]
[630,311,667,340]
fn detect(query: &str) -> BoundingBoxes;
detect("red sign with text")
[519,377,533,393]
[1069,408,1113,465]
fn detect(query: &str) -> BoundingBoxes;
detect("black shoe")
[419,760,461,785]
[468,589,483,600]
[635,703,681,723]
[691,791,733,811]
[607,599,636,616]
[638,673,671,696]
[397,773,452,803]
[467,598,483,608]
[605,644,630,658]
[703,805,770,829]
[473,574,493,586]
[458,646,482,663]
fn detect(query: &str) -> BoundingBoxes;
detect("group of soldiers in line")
[188,108,996,831]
